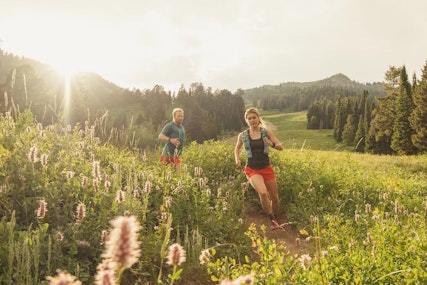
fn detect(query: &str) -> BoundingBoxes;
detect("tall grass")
[1,108,427,284]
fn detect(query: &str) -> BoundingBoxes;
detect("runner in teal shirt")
[158,108,185,169]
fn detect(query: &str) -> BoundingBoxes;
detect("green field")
[247,110,347,151]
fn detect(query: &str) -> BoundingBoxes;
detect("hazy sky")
[1,0,426,91]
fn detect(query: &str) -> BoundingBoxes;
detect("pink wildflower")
[166,243,186,266]
[46,270,82,285]
[102,215,141,270]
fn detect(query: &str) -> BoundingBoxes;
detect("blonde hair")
[244,107,266,129]
[172,108,184,121]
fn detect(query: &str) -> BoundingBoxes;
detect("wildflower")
[81,176,88,187]
[161,212,168,221]
[299,254,312,270]
[198,178,205,188]
[36,199,47,219]
[194,166,203,176]
[238,218,243,225]
[166,171,172,181]
[76,203,86,222]
[365,203,372,213]
[28,146,38,163]
[133,188,141,198]
[94,259,117,285]
[164,196,172,209]
[26,126,32,133]
[56,231,64,242]
[206,189,211,196]
[199,249,211,265]
[354,213,360,222]
[41,153,48,167]
[101,230,109,245]
[115,190,126,203]
[66,171,75,180]
[222,201,228,211]
[166,243,186,266]
[329,245,339,251]
[93,179,100,192]
[46,270,82,285]
[104,180,111,188]
[36,122,43,131]
[143,181,152,193]
[92,161,101,180]
[102,215,141,270]
[78,240,90,248]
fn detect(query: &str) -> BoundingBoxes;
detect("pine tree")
[409,60,427,152]
[366,66,401,154]
[391,66,417,154]
[342,114,357,146]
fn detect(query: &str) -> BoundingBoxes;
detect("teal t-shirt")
[160,121,185,157]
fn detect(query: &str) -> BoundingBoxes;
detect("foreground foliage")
[1,110,427,284]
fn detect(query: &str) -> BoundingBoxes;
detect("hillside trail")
[233,120,313,257]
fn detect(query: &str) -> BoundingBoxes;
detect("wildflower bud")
[56,231,64,242]
[199,249,211,265]
[36,199,48,219]
[28,146,38,163]
[46,270,82,285]
[144,181,151,193]
[166,243,186,266]
[94,259,116,285]
[92,161,101,180]
[76,203,86,222]
[102,215,141,270]
[115,190,126,203]
[41,153,48,167]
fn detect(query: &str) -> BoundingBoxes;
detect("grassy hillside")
[261,110,346,151]
[226,109,347,151]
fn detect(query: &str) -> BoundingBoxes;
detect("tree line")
[0,49,246,151]
[306,62,427,155]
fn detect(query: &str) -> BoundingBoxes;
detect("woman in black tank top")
[234,107,285,231]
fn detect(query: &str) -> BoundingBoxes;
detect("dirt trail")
[242,201,312,256]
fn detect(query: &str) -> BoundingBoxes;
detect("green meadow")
[261,110,345,151]
[1,109,427,284]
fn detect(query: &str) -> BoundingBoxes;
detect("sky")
[1,0,426,92]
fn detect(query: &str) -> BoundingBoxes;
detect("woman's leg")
[248,174,273,215]
[265,179,279,216]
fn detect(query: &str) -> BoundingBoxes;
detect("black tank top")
[247,137,270,169]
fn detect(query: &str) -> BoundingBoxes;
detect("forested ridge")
[1,48,426,155]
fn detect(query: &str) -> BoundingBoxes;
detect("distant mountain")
[244,73,386,107]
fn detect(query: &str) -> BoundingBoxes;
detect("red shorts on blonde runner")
[244,165,275,180]
[160,156,181,165]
